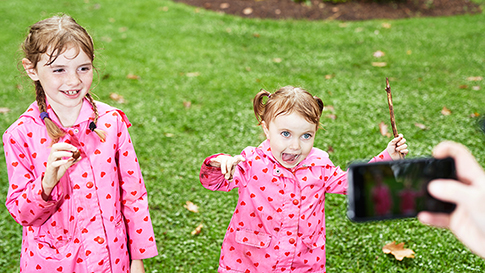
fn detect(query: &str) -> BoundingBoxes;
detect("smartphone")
[347,157,457,222]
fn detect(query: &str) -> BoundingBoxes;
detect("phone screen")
[347,157,457,222]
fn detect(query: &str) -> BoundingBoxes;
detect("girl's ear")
[262,121,270,140]
[22,58,39,81]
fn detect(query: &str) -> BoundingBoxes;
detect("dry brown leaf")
[184,201,199,213]
[0,107,11,114]
[243,7,253,15]
[220,3,229,9]
[372,62,387,67]
[109,93,125,103]
[382,241,415,261]
[382,22,392,28]
[327,145,334,153]
[183,101,192,108]
[274,9,281,15]
[459,85,468,89]
[373,50,385,58]
[126,73,140,80]
[324,105,335,112]
[273,58,282,63]
[325,74,333,80]
[191,223,204,235]
[471,112,480,118]
[253,33,260,38]
[379,121,391,137]
[414,123,427,130]
[441,106,451,116]
[406,50,412,55]
[186,72,200,77]
[467,76,483,81]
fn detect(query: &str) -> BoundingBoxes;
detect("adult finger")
[427,179,471,205]
[433,141,485,186]
[417,211,451,228]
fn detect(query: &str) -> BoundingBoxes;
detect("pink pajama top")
[3,99,158,272]
[200,139,391,273]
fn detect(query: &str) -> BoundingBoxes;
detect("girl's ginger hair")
[253,86,324,129]
[22,14,105,143]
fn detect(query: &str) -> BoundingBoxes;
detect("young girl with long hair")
[200,86,408,272]
[3,15,158,272]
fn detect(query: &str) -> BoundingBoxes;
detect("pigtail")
[314,96,324,114]
[85,93,106,142]
[35,82,65,144]
[253,89,271,125]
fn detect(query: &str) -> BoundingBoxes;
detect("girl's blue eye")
[302,133,312,140]
[281,131,290,137]
[80,66,91,72]
[53,69,64,73]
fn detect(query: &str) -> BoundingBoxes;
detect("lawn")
[1,0,485,272]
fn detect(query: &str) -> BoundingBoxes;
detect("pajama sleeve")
[3,129,63,226]
[114,111,158,259]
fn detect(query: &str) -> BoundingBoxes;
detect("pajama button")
[289,238,295,244]
[97,237,105,244]
[293,199,299,205]
[86,182,94,188]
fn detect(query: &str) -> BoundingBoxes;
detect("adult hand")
[42,142,79,200]
[209,155,245,180]
[418,141,485,258]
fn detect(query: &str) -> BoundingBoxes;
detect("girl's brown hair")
[253,86,324,129]
[22,14,105,143]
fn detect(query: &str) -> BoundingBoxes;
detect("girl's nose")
[289,138,300,150]
[66,71,81,86]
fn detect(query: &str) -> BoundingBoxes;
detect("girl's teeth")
[66,90,78,95]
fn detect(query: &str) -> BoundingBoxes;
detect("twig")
[385,78,398,138]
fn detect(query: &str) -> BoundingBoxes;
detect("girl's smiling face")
[23,47,93,113]
[262,112,317,169]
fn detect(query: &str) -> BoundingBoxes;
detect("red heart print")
[95,149,101,155]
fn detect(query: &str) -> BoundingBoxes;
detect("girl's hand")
[387,134,408,160]
[130,259,145,273]
[42,142,80,200]
[209,155,245,180]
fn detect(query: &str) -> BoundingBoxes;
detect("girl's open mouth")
[282,153,300,164]
[62,90,80,96]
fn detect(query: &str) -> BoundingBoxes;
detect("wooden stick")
[385,78,399,138]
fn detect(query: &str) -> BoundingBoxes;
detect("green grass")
[1,0,485,272]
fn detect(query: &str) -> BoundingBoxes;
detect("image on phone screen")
[347,157,457,222]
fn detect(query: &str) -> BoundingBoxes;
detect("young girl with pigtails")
[200,86,408,273]
[3,15,157,272]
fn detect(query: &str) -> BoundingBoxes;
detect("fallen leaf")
[220,3,229,9]
[253,33,260,38]
[372,62,387,67]
[414,123,427,130]
[459,85,468,89]
[467,76,483,81]
[186,72,200,77]
[441,106,451,116]
[472,86,481,90]
[243,7,253,15]
[184,201,199,213]
[406,50,412,55]
[379,121,391,137]
[126,73,140,80]
[273,58,282,63]
[274,9,281,15]
[0,107,11,114]
[327,145,334,153]
[382,241,415,261]
[164,133,174,137]
[382,22,392,28]
[183,101,192,108]
[191,224,204,235]
[109,93,125,103]
[471,112,480,118]
[373,50,385,58]
[325,74,333,80]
